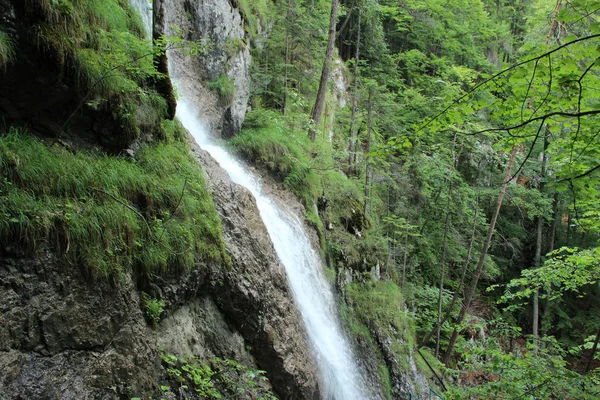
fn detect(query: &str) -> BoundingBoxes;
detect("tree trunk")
[419,198,479,348]
[347,10,361,168]
[282,0,291,115]
[152,0,176,119]
[533,134,547,346]
[443,146,518,365]
[585,326,600,374]
[435,212,450,358]
[309,0,339,141]
[363,81,372,216]
[401,233,408,288]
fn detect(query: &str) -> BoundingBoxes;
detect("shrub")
[208,74,235,105]
[161,353,277,399]
[143,293,165,328]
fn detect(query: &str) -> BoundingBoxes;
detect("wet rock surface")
[0,249,157,399]
[165,0,251,138]
[190,140,321,400]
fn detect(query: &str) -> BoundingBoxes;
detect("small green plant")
[0,31,16,68]
[208,74,235,104]
[160,352,277,399]
[143,294,165,328]
[224,37,246,57]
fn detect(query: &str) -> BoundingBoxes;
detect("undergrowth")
[0,128,229,279]
[161,353,277,399]
[0,30,16,68]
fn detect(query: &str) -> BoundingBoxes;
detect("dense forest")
[1,0,599,398]
[239,0,600,397]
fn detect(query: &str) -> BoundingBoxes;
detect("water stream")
[174,97,367,400]
[129,1,368,397]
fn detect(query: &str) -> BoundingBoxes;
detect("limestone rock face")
[164,0,252,138]
[0,249,157,399]
[190,140,321,399]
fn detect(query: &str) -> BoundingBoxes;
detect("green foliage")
[405,284,459,347]
[446,334,600,400]
[232,0,271,40]
[0,129,229,278]
[496,247,600,307]
[229,109,315,199]
[161,352,277,399]
[224,37,246,57]
[209,74,235,105]
[143,293,165,328]
[0,30,16,68]
[345,280,415,371]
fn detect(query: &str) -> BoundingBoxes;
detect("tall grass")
[29,0,163,139]
[0,31,16,68]
[0,128,229,278]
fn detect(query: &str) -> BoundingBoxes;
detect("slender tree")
[309,0,339,141]
[444,146,519,364]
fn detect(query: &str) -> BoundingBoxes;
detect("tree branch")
[416,34,600,133]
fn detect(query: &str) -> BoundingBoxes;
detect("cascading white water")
[129,0,153,39]
[174,96,368,399]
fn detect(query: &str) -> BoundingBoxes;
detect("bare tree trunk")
[309,0,339,141]
[401,233,409,288]
[419,198,479,348]
[443,146,518,365]
[566,213,572,245]
[347,10,361,168]
[282,0,291,115]
[542,193,559,337]
[435,212,450,358]
[363,81,372,216]
[585,326,600,374]
[533,135,547,346]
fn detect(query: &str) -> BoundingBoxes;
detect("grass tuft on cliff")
[29,0,166,140]
[343,280,417,398]
[0,128,229,278]
[0,30,16,68]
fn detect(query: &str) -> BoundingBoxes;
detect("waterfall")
[129,0,153,39]
[173,95,368,399]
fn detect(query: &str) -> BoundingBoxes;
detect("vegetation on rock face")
[233,0,600,397]
[160,353,277,399]
[2,0,600,397]
[209,74,236,105]
[0,30,16,68]
[0,128,229,278]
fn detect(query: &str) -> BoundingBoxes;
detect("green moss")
[231,0,271,40]
[229,109,315,199]
[208,74,235,105]
[0,128,229,278]
[378,363,393,400]
[345,280,416,372]
[224,37,246,57]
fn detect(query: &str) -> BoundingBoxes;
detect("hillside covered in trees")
[1,0,599,398]
[241,0,600,396]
